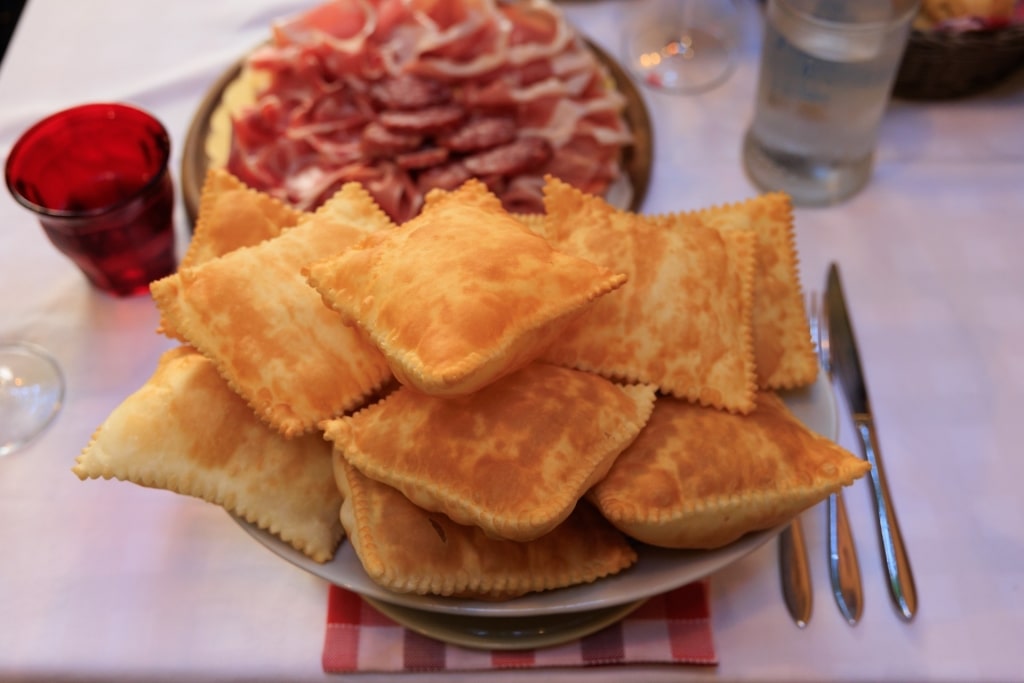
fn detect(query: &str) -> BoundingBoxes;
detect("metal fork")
[809,291,864,625]
[778,514,812,627]
[777,295,824,629]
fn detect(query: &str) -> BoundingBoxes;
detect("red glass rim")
[4,102,172,219]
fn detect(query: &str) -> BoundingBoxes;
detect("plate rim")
[363,594,648,650]
[179,35,653,226]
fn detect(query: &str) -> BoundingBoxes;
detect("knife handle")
[853,413,918,621]
[827,490,863,625]
[778,517,812,628]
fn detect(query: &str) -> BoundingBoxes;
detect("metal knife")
[825,263,918,621]
[778,518,812,627]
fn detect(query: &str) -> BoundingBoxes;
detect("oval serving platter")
[180,37,652,226]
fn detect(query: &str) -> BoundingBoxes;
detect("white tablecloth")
[2,1,1022,681]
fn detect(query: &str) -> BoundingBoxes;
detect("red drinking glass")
[5,103,177,297]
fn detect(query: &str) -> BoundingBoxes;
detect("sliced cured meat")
[370,74,452,110]
[231,97,287,149]
[457,78,521,109]
[396,146,449,170]
[438,117,517,152]
[463,137,552,176]
[226,0,633,223]
[542,147,617,196]
[509,58,554,87]
[300,161,383,210]
[478,173,506,197]
[364,163,421,223]
[303,86,374,127]
[502,1,572,65]
[417,8,500,63]
[504,2,560,47]
[229,135,318,195]
[271,0,377,54]
[360,121,424,156]
[550,47,596,79]
[373,0,418,38]
[271,0,374,45]
[407,39,511,80]
[377,105,465,134]
[519,92,631,149]
[500,174,546,214]
[303,136,365,165]
[416,161,473,192]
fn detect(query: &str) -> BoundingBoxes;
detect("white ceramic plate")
[233,371,838,620]
[364,595,648,650]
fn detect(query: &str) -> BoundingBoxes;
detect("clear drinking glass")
[742,0,920,205]
[0,342,65,456]
[623,0,741,95]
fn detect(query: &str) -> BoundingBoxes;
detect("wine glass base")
[0,342,65,456]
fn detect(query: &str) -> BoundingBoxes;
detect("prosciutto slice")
[226,0,633,222]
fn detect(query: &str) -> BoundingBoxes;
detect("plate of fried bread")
[181,0,651,226]
[227,370,833,649]
[73,168,869,649]
[229,367,837,620]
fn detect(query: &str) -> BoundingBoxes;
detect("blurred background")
[0,0,26,66]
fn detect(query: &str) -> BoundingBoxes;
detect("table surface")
[2,1,1023,681]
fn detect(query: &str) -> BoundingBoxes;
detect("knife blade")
[825,263,918,621]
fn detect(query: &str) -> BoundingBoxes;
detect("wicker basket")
[894,23,1024,99]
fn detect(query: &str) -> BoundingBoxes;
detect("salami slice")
[416,162,473,192]
[396,146,450,170]
[377,105,465,134]
[463,137,552,177]
[360,121,423,157]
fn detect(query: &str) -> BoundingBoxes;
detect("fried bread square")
[335,460,637,599]
[180,168,308,271]
[161,169,309,339]
[322,362,656,542]
[306,179,628,397]
[151,187,395,437]
[690,193,817,390]
[72,347,343,563]
[538,177,759,414]
[588,391,870,549]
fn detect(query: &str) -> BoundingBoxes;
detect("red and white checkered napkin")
[322,582,717,673]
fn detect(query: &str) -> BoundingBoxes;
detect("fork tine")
[780,289,818,628]
[807,291,818,355]
[816,292,830,374]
